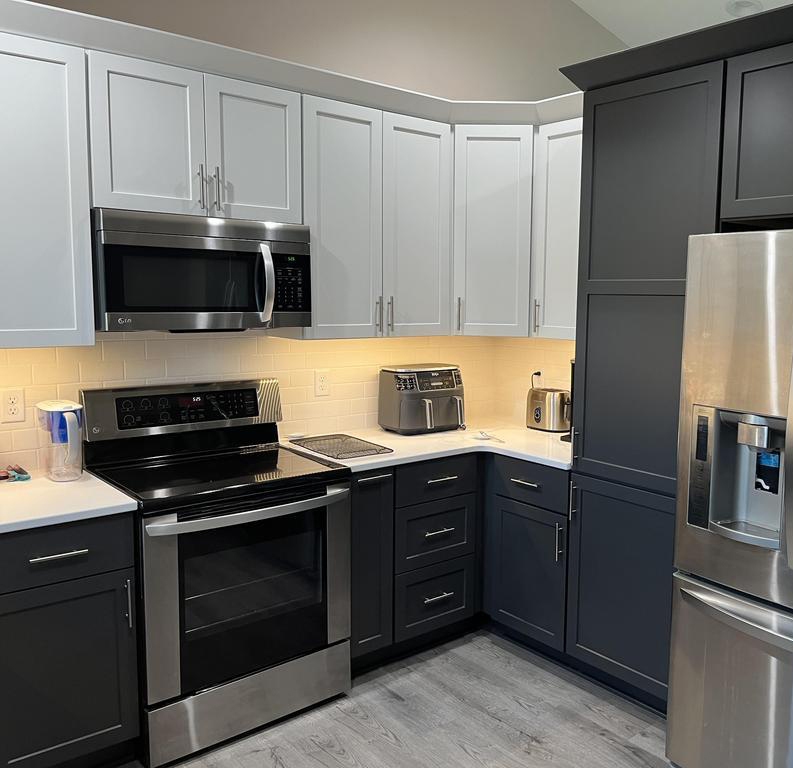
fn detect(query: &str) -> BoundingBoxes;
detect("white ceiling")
[569,0,793,46]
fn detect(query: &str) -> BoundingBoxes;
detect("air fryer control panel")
[393,369,462,392]
[116,387,259,429]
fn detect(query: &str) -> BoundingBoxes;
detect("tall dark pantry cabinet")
[563,62,724,706]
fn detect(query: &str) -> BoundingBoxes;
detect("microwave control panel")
[116,387,259,429]
[273,253,310,313]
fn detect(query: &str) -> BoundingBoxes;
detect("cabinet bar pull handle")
[124,578,133,630]
[568,480,577,522]
[387,296,394,332]
[424,591,454,605]
[425,526,456,539]
[533,299,541,333]
[375,296,383,334]
[573,430,581,460]
[357,473,391,485]
[29,548,89,564]
[457,297,463,332]
[427,475,457,485]
[555,523,563,563]
[214,165,223,212]
[198,163,207,211]
[510,478,541,489]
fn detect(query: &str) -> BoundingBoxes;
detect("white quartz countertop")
[0,471,138,534]
[286,423,572,472]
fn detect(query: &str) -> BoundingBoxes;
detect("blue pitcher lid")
[36,400,83,412]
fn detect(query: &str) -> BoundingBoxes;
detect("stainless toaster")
[527,371,571,432]
[378,364,465,435]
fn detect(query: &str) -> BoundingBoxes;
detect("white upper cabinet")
[0,33,93,348]
[303,96,383,339]
[89,52,207,215]
[453,125,533,336]
[204,76,302,222]
[382,113,451,337]
[531,118,582,340]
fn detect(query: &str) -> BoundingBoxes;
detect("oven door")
[141,483,350,706]
[94,230,275,332]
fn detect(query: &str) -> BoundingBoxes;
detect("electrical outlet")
[1,388,25,423]
[314,369,330,397]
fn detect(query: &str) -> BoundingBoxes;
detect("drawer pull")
[424,591,455,606]
[357,473,392,485]
[510,478,541,490]
[29,548,89,565]
[424,526,456,539]
[427,475,458,485]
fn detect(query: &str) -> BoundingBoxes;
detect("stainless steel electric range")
[81,379,352,767]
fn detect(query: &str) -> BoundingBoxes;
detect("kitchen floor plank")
[182,631,670,768]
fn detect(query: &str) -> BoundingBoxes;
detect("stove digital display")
[116,388,258,430]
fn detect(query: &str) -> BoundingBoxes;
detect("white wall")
[33,0,624,100]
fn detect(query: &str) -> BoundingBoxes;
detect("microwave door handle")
[259,243,276,324]
[144,485,349,537]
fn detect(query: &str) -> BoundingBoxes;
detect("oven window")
[103,244,260,312]
[178,508,327,693]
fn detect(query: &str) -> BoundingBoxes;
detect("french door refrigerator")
[668,230,793,768]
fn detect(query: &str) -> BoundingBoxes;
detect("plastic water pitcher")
[36,400,83,481]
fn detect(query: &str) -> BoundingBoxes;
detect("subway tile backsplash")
[0,333,575,470]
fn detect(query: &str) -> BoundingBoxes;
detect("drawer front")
[395,493,476,573]
[394,555,475,642]
[0,514,134,594]
[395,455,477,507]
[490,456,568,514]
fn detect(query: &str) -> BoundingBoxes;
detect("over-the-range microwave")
[92,208,311,332]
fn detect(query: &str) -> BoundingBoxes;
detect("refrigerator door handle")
[785,359,793,569]
[681,583,793,655]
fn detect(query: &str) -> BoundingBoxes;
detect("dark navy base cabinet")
[0,569,139,768]
[566,474,675,702]
[350,470,395,658]
[484,496,566,651]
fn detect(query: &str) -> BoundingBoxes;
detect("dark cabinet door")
[574,62,722,496]
[0,569,139,768]
[350,471,394,658]
[722,42,793,219]
[484,496,566,651]
[580,62,723,283]
[566,475,675,702]
[575,293,685,496]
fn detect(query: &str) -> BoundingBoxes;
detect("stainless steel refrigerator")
[668,230,793,768]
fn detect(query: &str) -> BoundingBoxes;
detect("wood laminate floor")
[184,631,670,768]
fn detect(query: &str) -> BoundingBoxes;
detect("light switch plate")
[1,388,25,423]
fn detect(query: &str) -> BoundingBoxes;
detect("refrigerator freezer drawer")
[667,572,793,768]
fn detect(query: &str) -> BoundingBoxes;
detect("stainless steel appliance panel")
[675,231,793,608]
[668,573,793,768]
[146,641,351,767]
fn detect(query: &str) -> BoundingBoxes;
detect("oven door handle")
[144,485,349,537]
[259,243,276,325]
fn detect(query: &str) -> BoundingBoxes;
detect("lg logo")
[116,317,133,326]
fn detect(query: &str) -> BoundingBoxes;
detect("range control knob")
[120,399,134,411]
[122,414,135,426]
[139,398,152,410]
[158,397,170,409]
[159,412,171,424]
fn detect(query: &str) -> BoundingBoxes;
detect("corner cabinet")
[382,113,452,337]
[89,52,302,221]
[0,32,93,348]
[453,125,533,337]
[530,118,582,340]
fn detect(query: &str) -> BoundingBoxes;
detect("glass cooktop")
[94,444,349,505]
